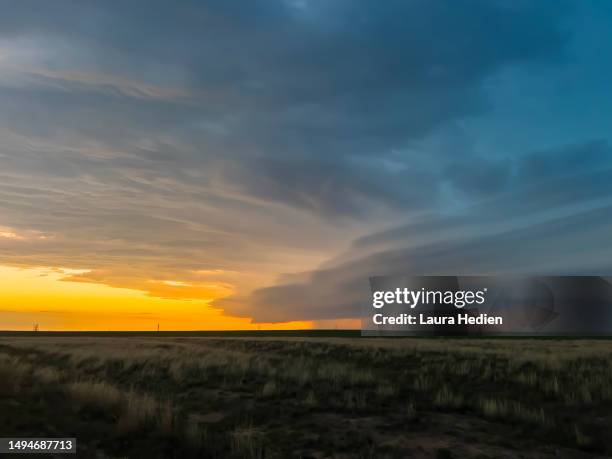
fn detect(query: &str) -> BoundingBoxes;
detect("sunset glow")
[0,265,312,331]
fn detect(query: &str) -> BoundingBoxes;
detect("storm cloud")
[223,141,612,321]
[1,1,611,323]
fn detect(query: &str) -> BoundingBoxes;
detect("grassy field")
[0,334,611,458]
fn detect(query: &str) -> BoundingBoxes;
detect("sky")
[1,1,612,330]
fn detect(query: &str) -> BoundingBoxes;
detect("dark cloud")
[445,155,512,197]
[516,140,612,183]
[223,141,612,321]
[0,0,571,217]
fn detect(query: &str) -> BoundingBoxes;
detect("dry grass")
[65,379,177,436]
[479,398,548,425]
[184,416,206,450]
[375,381,396,399]
[261,380,277,398]
[433,386,465,409]
[1,336,611,457]
[303,390,318,407]
[0,353,31,395]
[230,425,265,459]
[574,424,592,448]
[33,366,62,384]
[117,391,159,433]
[67,381,122,411]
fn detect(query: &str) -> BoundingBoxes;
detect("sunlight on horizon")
[0,265,313,331]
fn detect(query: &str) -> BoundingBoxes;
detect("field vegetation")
[0,336,611,458]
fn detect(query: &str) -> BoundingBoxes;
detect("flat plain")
[0,333,611,458]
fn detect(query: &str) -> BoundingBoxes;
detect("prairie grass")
[375,382,396,399]
[230,425,265,459]
[184,418,206,450]
[479,398,548,425]
[33,366,62,384]
[406,401,417,420]
[343,389,367,411]
[117,391,159,434]
[65,379,177,436]
[303,390,318,407]
[0,353,31,395]
[261,380,277,397]
[1,336,611,457]
[67,381,122,411]
[433,386,464,409]
[574,424,592,448]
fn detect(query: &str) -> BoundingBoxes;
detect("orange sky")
[0,265,315,331]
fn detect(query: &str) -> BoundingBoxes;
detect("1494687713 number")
[0,438,76,454]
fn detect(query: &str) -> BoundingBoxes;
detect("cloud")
[223,141,612,322]
[1,0,601,325]
[0,0,571,216]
